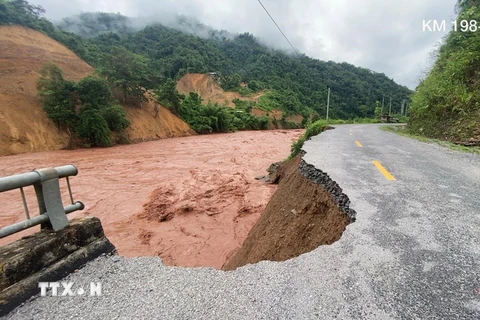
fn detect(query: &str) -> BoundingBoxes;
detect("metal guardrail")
[0,165,84,238]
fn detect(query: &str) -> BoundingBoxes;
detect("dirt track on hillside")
[0,130,302,269]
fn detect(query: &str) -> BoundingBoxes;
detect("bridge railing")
[0,165,84,239]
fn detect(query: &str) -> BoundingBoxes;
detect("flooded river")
[0,130,302,269]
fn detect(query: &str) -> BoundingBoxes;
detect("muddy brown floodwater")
[0,130,303,269]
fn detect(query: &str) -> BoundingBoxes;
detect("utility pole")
[381,96,384,116]
[389,97,392,116]
[326,87,330,125]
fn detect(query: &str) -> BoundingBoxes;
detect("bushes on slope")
[37,63,130,147]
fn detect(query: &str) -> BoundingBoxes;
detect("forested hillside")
[0,0,412,120]
[409,0,480,145]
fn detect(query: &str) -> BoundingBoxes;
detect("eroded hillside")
[176,73,303,128]
[0,25,91,156]
[0,26,193,156]
[176,73,263,107]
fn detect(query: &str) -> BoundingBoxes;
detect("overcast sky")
[30,0,459,89]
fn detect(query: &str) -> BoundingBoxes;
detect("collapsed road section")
[223,152,356,270]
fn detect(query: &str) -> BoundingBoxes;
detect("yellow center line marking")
[355,140,363,147]
[372,160,396,181]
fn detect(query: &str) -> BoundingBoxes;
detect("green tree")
[358,105,371,118]
[37,63,130,147]
[76,76,112,107]
[180,92,202,116]
[77,108,111,147]
[247,80,263,92]
[98,46,150,104]
[100,105,130,132]
[374,101,382,118]
[0,0,45,26]
[36,63,77,129]
[221,73,242,91]
[153,79,184,115]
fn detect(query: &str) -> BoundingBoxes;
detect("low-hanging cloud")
[30,0,459,89]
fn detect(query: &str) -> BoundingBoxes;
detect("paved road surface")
[6,124,480,319]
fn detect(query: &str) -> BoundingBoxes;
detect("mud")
[0,130,303,269]
[223,153,355,271]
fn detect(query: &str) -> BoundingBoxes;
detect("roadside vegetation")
[290,120,327,159]
[381,125,480,154]
[408,0,480,146]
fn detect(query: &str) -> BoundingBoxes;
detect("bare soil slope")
[0,26,193,156]
[176,73,262,107]
[0,25,92,156]
[123,98,194,143]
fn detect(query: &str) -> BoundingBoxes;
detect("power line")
[256,0,301,58]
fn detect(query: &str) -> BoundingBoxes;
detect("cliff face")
[123,100,194,143]
[0,26,193,157]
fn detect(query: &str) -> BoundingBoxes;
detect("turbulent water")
[0,130,302,269]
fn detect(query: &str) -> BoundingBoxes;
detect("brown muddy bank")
[223,153,356,271]
[0,130,303,269]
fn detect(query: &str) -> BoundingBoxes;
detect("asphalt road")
[5,124,480,319]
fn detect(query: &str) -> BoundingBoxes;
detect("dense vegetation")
[90,24,412,119]
[37,63,129,147]
[409,0,480,145]
[0,0,412,123]
[154,82,269,133]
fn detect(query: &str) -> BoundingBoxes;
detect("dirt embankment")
[223,153,356,270]
[0,25,193,156]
